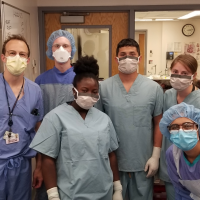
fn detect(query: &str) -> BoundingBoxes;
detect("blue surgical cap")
[159,102,200,140]
[46,29,76,60]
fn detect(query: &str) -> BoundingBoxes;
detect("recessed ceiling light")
[178,11,200,19]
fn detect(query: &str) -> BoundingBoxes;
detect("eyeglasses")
[52,44,71,49]
[168,122,198,133]
[6,50,28,58]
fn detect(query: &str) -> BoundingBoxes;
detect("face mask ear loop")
[196,126,199,140]
[96,94,100,101]
[73,87,78,100]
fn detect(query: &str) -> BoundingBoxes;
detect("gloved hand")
[144,147,161,178]
[47,187,60,200]
[113,180,123,200]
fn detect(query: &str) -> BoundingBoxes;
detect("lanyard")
[3,75,24,135]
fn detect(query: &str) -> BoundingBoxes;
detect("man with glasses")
[34,29,76,200]
[160,102,200,199]
[0,34,44,200]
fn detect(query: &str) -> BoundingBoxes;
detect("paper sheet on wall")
[174,42,182,52]
[167,42,174,51]
[184,42,200,79]
[184,42,200,61]
[1,2,33,79]
[1,3,30,45]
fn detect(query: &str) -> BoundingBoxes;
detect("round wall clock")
[182,24,195,37]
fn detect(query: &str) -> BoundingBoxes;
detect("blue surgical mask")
[170,129,199,151]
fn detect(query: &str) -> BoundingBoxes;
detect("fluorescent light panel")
[135,19,152,21]
[155,19,173,21]
[178,11,200,19]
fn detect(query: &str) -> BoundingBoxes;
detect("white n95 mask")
[170,74,193,91]
[6,54,27,76]
[52,46,71,63]
[117,56,140,74]
[74,88,100,110]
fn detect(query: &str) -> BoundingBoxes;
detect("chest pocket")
[24,114,39,140]
[28,114,39,128]
[98,130,109,158]
[132,106,152,127]
[66,130,85,161]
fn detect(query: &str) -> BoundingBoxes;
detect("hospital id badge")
[3,131,19,144]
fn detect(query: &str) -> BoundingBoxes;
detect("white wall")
[37,0,200,6]
[136,19,200,78]
[1,0,40,81]
[135,22,162,75]
[162,19,200,78]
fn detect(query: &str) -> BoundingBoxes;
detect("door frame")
[62,25,112,77]
[135,29,147,74]
[38,4,200,73]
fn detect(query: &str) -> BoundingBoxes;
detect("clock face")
[182,24,195,37]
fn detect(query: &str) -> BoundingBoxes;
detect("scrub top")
[95,74,163,171]
[166,145,200,200]
[30,104,119,200]
[159,88,200,182]
[35,66,75,115]
[0,73,43,174]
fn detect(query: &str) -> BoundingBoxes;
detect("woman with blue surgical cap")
[30,56,123,200]
[159,102,200,200]
[159,54,200,200]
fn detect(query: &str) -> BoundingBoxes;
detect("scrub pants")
[0,157,32,200]
[164,181,175,200]
[120,171,153,200]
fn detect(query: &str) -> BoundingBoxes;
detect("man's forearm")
[109,151,120,181]
[35,153,42,169]
[42,154,57,190]
[153,114,163,147]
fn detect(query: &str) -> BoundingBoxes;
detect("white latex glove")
[113,180,123,200]
[47,187,60,200]
[144,147,161,178]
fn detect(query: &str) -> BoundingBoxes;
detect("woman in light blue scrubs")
[159,54,200,200]
[30,56,123,200]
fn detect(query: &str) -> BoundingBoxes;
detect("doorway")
[135,30,147,75]
[43,12,128,78]
[63,26,111,80]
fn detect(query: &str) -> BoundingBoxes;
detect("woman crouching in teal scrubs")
[30,55,123,200]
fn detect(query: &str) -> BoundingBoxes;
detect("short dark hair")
[73,55,99,88]
[2,34,30,57]
[116,38,140,56]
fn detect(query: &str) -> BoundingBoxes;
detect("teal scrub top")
[95,74,163,171]
[30,104,119,200]
[159,88,200,182]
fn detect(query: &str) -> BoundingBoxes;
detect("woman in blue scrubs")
[159,54,200,200]
[30,56,123,200]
